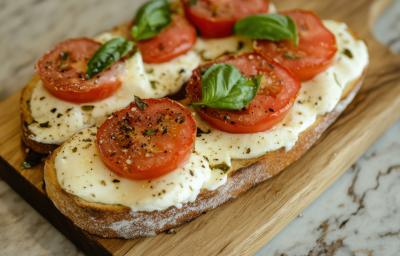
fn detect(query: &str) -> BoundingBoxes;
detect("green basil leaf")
[234,14,299,46]
[286,16,299,46]
[131,0,171,41]
[86,37,134,79]
[192,64,261,110]
[134,96,148,111]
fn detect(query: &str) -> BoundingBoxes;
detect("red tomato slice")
[137,15,197,64]
[96,98,196,180]
[182,0,269,38]
[36,38,121,103]
[254,9,337,81]
[187,53,300,133]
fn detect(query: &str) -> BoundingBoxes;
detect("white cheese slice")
[29,71,135,145]
[195,20,369,167]
[116,50,202,98]
[143,51,201,97]
[194,36,253,61]
[55,127,225,211]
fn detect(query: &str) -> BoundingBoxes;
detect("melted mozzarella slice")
[195,20,369,167]
[29,71,136,145]
[96,32,201,98]
[143,51,201,97]
[118,51,202,98]
[194,36,253,61]
[55,128,226,211]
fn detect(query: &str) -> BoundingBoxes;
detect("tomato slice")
[36,38,121,103]
[96,98,196,180]
[182,0,269,38]
[137,15,197,64]
[187,53,300,133]
[254,10,337,81]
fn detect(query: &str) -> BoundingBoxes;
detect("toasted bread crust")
[43,73,364,239]
[20,75,58,154]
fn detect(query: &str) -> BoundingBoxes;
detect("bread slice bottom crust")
[43,72,365,239]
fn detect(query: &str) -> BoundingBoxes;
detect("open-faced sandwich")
[20,0,369,238]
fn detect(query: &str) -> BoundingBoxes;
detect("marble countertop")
[0,1,399,255]
[259,122,400,255]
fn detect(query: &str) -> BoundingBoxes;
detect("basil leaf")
[192,64,261,110]
[86,37,134,79]
[287,15,299,46]
[131,0,171,41]
[134,96,148,111]
[143,129,157,136]
[234,14,299,46]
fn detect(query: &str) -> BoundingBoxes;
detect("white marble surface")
[374,0,400,53]
[258,122,400,256]
[0,0,399,256]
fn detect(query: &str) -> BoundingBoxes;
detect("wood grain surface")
[0,0,400,255]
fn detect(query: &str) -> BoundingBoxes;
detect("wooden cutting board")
[0,0,399,255]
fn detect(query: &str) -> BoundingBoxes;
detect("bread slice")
[20,24,131,155]
[43,72,365,239]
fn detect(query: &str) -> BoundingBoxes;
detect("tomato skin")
[96,98,196,180]
[36,38,121,103]
[187,53,300,133]
[138,15,197,63]
[182,3,235,38]
[254,9,337,81]
[196,100,292,134]
[182,0,269,38]
[43,79,120,103]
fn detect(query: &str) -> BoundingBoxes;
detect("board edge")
[0,156,112,256]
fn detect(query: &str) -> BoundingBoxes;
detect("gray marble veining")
[258,122,400,255]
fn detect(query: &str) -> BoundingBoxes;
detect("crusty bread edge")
[43,71,365,239]
[20,75,58,154]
